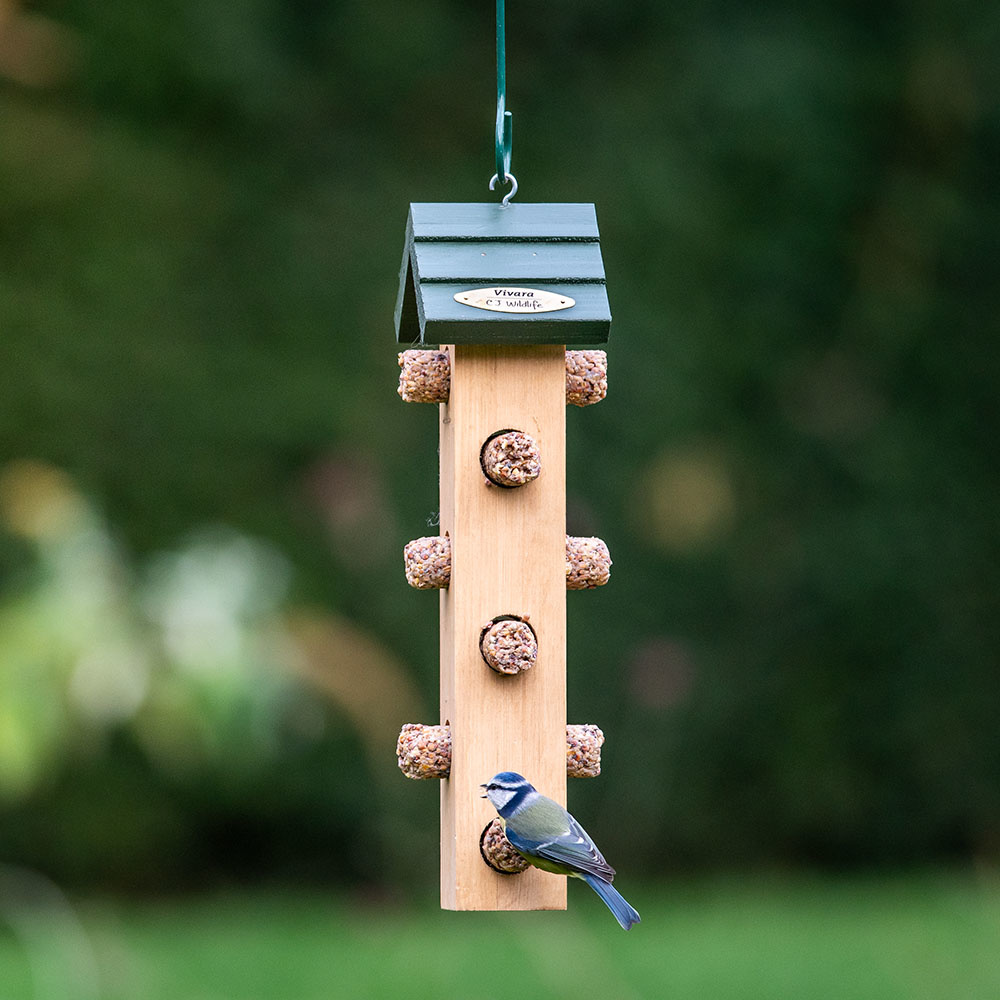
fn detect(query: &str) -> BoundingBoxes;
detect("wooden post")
[438,343,567,911]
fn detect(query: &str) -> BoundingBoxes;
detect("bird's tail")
[581,874,641,930]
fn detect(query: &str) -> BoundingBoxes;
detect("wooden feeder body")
[395,202,610,912]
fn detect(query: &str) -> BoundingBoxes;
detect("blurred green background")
[1,0,998,996]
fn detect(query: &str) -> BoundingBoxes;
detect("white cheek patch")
[491,788,517,810]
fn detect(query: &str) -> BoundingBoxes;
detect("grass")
[1,870,998,999]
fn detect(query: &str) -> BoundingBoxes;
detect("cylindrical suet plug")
[480,818,530,874]
[479,615,538,675]
[480,430,541,488]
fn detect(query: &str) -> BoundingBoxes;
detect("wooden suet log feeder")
[403,534,612,591]
[398,348,608,406]
[396,723,605,781]
[394,199,613,913]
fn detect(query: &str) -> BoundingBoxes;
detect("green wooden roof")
[394,203,611,346]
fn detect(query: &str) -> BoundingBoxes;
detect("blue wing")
[505,799,616,882]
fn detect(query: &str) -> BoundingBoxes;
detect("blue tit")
[481,771,640,930]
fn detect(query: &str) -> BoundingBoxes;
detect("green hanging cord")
[489,0,517,205]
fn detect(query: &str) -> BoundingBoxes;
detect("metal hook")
[493,0,514,202]
[489,172,518,208]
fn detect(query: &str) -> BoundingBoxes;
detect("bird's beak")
[479,783,488,798]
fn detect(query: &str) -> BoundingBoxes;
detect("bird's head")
[480,771,534,816]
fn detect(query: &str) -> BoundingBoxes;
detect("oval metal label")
[453,287,575,314]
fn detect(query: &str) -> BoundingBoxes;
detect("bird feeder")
[393,1,615,914]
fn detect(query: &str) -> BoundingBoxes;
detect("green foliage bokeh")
[1,0,998,891]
